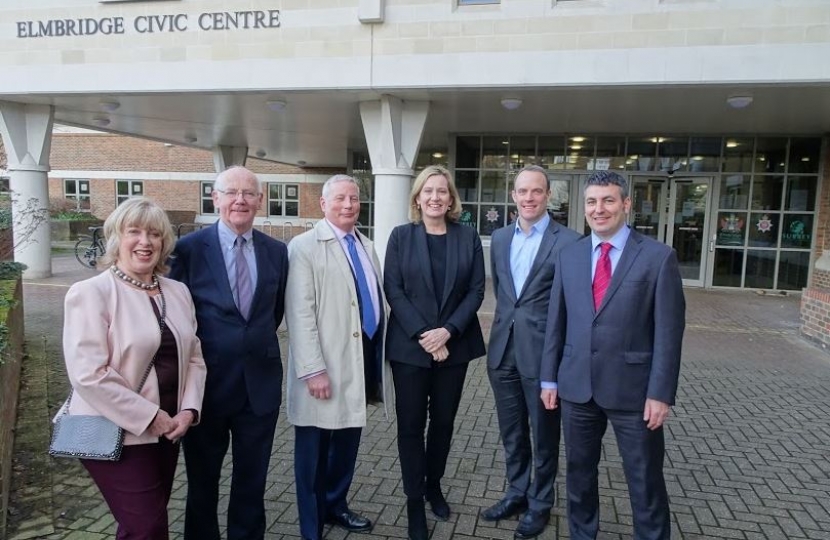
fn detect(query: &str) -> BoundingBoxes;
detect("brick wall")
[800,135,830,347]
[48,134,344,222]
[0,280,24,540]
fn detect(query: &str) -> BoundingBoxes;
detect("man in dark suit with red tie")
[541,170,685,540]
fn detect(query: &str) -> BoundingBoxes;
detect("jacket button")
[353,332,359,338]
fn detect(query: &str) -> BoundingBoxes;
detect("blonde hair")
[99,197,176,275]
[408,165,462,223]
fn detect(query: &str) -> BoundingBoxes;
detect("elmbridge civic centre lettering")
[15,10,280,38]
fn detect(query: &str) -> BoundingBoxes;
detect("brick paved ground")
[5,254,830,539]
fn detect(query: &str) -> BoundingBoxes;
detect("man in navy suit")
[541,170,685,540]
[170,165,289,540]
[483,165,580,539]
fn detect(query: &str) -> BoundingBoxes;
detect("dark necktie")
[345,234,377,338]
[235,236,253,319]
[592,242,612,311]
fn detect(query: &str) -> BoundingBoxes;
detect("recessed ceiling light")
[570,145,582,150]
[266,99,287,112]
[431,152,444,159]
[255,149,266,158]
[801,157,810,162]
[629,155,639,160]
[726,141,739,148]
[726,95,753,109]
[99,99,120,112]
[500,98,523,111]
[184,134,197,144]
[297,160,307,166]
[571,136,586,142]
[92,115,110,127]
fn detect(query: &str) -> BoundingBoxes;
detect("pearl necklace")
[111,265,159,290]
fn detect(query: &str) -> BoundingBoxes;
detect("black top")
[150,297,179,418]
[426,232,447,303]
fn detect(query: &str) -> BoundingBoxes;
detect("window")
[267,183,300,217]
[64,179,91,211]
[350,152,376,239]
[201,182,216,214]
[116,180,143,205]
[455,135,573,236]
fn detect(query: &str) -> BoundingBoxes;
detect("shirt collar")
[513,212,550,237]
[591,225,630,252]
[325,218,356,242]
[218,219,253,248]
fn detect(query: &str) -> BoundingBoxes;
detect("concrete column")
[213,145,248,172]
[359,96,428,262]
[0,102,54,278]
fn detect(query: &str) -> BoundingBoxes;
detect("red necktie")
[592,242,612,311]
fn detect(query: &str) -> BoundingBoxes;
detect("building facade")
[1,0,829,342]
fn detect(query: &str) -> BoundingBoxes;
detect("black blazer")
[169,223,289,416]
[384,222,486,368]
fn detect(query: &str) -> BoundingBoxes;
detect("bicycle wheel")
[74,237,99,269]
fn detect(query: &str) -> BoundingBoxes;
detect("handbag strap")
[64,278,167,412]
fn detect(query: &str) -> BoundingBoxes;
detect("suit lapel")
[315,220,355,292]
[440,224,458,311]
[414,224,436,298]
[202,224,237,312]
[518,223,557,300]
[595,231,642,316]
[497,229,519,302]
[250,230,269,316]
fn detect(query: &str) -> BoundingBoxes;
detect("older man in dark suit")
[169,165,289,540]
[483,165,580,539]
[541,170,685,540]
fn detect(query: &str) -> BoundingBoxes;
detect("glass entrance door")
[631,177,712,286]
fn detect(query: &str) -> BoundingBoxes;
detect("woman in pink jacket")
[61,197,206,539]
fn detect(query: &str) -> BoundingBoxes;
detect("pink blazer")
[61,270,207,446]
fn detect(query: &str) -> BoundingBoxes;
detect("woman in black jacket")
[384,165,486,540]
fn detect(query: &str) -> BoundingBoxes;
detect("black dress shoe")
[480,497,528,522]
[426,488,450,521]
[514,509,550,539]
[326,509,373,532]
[407,498,428,540]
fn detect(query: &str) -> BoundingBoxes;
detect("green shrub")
[52,210,93,221]
[0,261,26,281]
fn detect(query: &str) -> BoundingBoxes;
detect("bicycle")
[74,226,106,269]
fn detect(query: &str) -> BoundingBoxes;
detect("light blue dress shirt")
[510,213,550,297]
[217,220,258,308]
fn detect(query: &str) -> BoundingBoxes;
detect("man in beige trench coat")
[285,174,393,540]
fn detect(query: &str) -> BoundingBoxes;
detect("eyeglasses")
[216,189,259,201]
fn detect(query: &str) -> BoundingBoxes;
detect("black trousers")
[183,400,279,540]
[391,361,469,500]
[488,334,560,512]
[561,399,670,540]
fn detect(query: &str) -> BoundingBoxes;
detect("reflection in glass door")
[630,177,712,286]
[632,180,666,242]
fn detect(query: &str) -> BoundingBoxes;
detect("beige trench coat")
[285,220,392,429]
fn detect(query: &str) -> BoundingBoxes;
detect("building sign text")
[16,10,280,38]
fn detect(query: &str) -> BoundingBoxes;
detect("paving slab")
[6,255,830,539]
